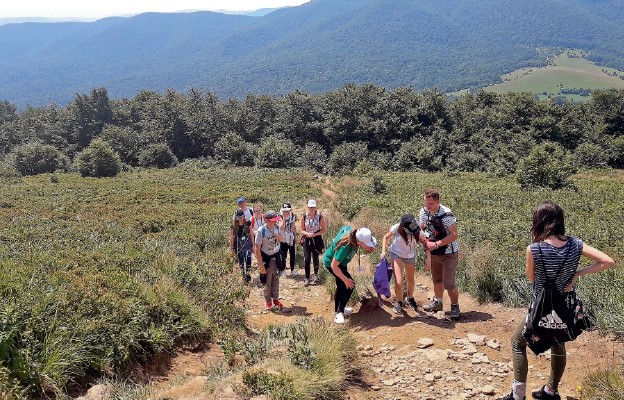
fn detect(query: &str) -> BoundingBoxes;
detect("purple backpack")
[372,257,393,305]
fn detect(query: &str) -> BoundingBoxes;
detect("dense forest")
[2,0,624,107]
[1,85,623,182]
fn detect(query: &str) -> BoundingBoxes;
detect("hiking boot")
[392,302,404,314]
[450,304,461,321]
[406,297,418,311]
[343,307,353,316]
[273,299,284,311]
[264,301,273,311]
[304,278,310,286]
[500,391,525,400]
[423,299,443,312]
[334,312,345,324]
[531,386,560,400]
[311,274,319,284]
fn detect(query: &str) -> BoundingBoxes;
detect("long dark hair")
[397,223,413,245]
[531,201,566,242]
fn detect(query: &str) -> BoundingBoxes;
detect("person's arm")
[292,217,297,241]
[564,243,614,291]
[230,227,235,257]
[330,257,355,289]
[316,215,327,237]
[380,230,393,259]
[418,231,431,271]
[300,216,310,237]
[255,242,265,274]
[525,246,535,283]
[426,223,458,251]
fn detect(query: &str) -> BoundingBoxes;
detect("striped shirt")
[530,236,583,294]
[419,205,458,254]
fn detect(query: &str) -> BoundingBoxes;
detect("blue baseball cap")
[236,197,246,204]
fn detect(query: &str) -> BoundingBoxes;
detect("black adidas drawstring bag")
[523,243,590,354]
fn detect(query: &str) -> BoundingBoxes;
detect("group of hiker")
[230,188,616,400]
[230,188,461,321]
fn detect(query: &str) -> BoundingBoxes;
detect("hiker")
[279,202,298,277]
[380,213,427,314]
[251,204,265,235]
[419,188,461,320]
[501,201,614,400]
[255,210,286,311]
[300,199,326,286]
[230,208,253,282]
[234,197,253,222]
[323,226,377,324]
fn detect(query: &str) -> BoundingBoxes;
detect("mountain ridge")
[2,0,624,107]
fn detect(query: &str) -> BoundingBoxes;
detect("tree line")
[0,85,623,182]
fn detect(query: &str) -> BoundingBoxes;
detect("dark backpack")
[523,244,589,354]
[426,212,454,255]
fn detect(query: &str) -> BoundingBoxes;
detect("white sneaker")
[312,274,319,284]
[334,312,345,324]
[304,278,310,286]
[290,270,298,277]
[343,307,353,316]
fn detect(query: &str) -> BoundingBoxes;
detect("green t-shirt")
[323,226,357,268]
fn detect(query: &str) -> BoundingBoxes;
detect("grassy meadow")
[0,164,317,396]
[484,50,624,101]
[1,165,624,397]
[336,170,624,335]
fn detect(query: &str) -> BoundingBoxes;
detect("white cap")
[307,199,317,208]
[355,228,377,248]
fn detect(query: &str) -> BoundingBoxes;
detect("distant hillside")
[2,0,624,107]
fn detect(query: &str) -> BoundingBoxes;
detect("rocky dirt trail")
[124,186,623,400]
[143,256,622,400]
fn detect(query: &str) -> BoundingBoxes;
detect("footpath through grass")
[2,166,624,398]
[0,165,315,397]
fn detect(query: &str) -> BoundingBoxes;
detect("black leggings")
[303,240,320,278]
[280,242,295,272]
[328,264,354,314]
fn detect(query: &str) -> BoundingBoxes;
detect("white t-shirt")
[389,223,417,259]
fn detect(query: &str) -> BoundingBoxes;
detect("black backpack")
[425,211,454,255]
[523,244,590,354]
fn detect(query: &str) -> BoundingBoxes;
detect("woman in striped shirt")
[502,201,614,400]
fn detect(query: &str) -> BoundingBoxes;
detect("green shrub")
[256,134,297,168]
[217,319,362,400]
[138,143,179,169]
[100,125,141,165]
[581,368,624,400]
[9,141,69,176]
[213,131,256,166]
[74,139,122,177]
[299,142,328,172]
[327,142,368,175]
[516,142,576,189]
[609,135,624,168]
[574,142,608,168]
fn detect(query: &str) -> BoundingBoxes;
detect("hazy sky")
[1,1,311,19]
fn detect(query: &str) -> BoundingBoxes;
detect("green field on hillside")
[1,166,624,395]
[483,50,624,101]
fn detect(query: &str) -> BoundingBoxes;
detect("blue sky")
[1,1,310,19]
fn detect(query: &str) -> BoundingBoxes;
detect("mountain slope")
[1,0,624,107]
